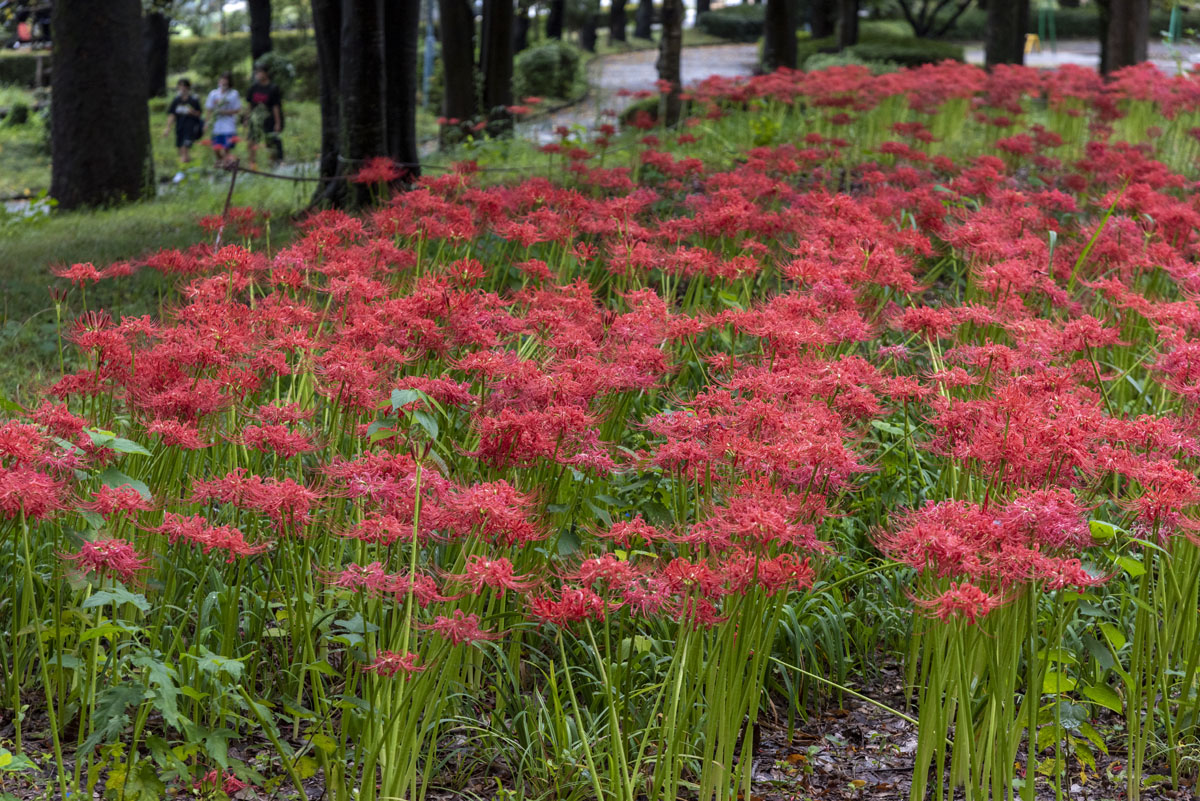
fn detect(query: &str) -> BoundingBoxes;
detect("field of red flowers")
[4,60,1200,801]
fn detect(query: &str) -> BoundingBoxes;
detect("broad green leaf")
[1114,555,1144,577]
[1100,622,1127,652]
[133,655,182,730]
[1042,671,1077,694]
[1082,684,1122,714]
[390,388,424,410]
[98,467,152,501]
[81,587,150,614]
[412,409,439,439]
[80,683,145,755]
[296,755,319,779]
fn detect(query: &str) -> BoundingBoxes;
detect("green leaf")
[1114,555,1145,577]
[98,467,152,501]
[81,587,151,614]
[0,748,36,773]
[390,388,424,410]
[86,428,152,456]
[80,684,146,755]
[122,760,166,801]
[132,655,182,731]
[1100,622,1127,652]
[296,755,319,779]
[411,409,439,440]
[1088,519,1121,542]
[1042,671,1077,694]
[1082,683,1122,714]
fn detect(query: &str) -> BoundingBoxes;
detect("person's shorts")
[175,131,197,149]
[211,132,237,151]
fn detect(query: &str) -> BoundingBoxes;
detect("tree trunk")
[546,0,565,38]
[439,0,476,141]
[249,0,273,61]
[656,0,682,126]
[837,0,858,49]
[311,0,342,198]
[985,0,1027,67]
[481,0,514,119]
[143,10,170,98]
[1097,0,1111,75]
[697,0,711,14]
[310,0,420,208]
[514,5,531,51]
[52,0,153,210]
[810,0,836,38]
[763,0,797,70]
[581,6,598,50]
[634,0,653,39]
[609,0,627,43]
[383,0,419,178]
[1104,0,1148,73]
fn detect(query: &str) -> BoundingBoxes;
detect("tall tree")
[481,0,515,120]
[249,0,273,61]
[580,0,599,50]
[810,0,836,38]
[609,0,627,43]
[984,0,1027,67]
[143,9,170,98]
[546,0,565,38]
[634,0,653,39]
[893,0,973,38]
[439,0,477,141]
[310,0,420,208]
[763,0,797,71]
[514,2,531,51]
[656,0,682,125]
[837,0,858,49]
[697,0,711,14]
[1102,0,1148,74]
[52,0,153,209]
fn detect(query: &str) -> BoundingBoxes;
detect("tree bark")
[656,0,682,126]
[810,0,836,38]
[837,0,858,49]
[439,0,476,138]
[609,0,627,43]
[311,0,342,197]
[311,0,420,208]
[581,5,598,51]
[985,0,1027,67]
[143,10,170,98]
[249,0,273,61]
[383,0,419,178]
[546,0,565,38]
[634,0,653,39]
[481,0,514,118]
[514,4,531,51]
[1103,0,1148,73]
[1097,0,1111,75]
[697,0,711,14]
[52,0,153,210]
[763,0,797,70]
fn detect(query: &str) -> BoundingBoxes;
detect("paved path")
[964,39,1200,73]
[519,43,759,142]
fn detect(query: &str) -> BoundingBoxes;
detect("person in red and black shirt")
[245,66,284,167]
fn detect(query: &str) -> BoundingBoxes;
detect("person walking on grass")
[205,71,241,167]
[163,78,203,182]
[245,66,284,168]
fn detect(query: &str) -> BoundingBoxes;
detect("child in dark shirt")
[245,66,284,167]
[163,78,204,178]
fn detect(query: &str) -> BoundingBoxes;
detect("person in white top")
[205,71,242,166]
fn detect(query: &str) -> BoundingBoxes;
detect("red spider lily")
[912,583,1004,625]
[61,539,150,583]
[52,262,103,286]
[417,610,499,645]
[0,466,66,520]
[363,650,426,678]
[529,586,612,625]
[195,769,248,795]
[84,485,153,518]
[352,156,404,185]
[152,513,273,562]
[445,555,537,597]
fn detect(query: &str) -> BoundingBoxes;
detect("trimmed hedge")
[514,40,582,101]
[798,30,963,68]
[0,32,311,89]
[697,5,764,42]
[945,5,1200,40]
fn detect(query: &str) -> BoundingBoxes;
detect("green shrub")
[288,42,320,102]
[797,27,963,68]
[189,37,251,86]
[514,40,581,101]
[943,4,1200,40]
[168,31,310,74]
[804,51,897,74]
[0,51,42,87]
[697,5,764,42]
[253,50,297,95]
[3,101,30,126]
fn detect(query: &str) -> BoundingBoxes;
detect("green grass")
[0,177,312,398]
